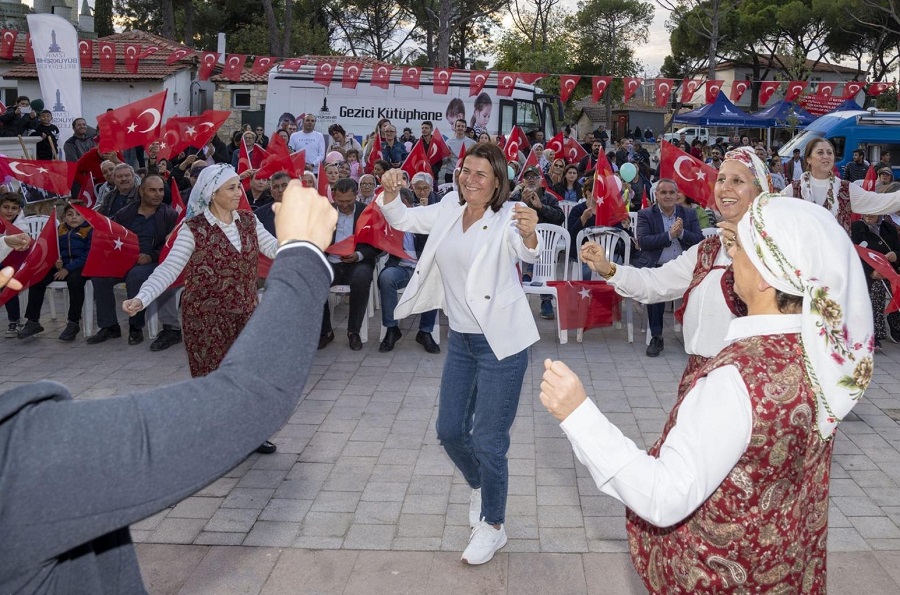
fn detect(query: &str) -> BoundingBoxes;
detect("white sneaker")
[461,521,507,565]
[469,487,482,528]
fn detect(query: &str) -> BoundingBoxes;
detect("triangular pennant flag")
[469,71,489,97]
[342,61,364,89]
[433,68,454,94]
[371,64,392,89]
[197,51,219,81]
[623,77,643,103]
[497,72,517,97]
[559,75,581,103]
[759,81,782,106]
[784,80,808,103]
[681,78,701,103]
[251,56,277,76]
[400,66,422,89]
[654,78,674,108]
[314,60,336,86]
[592,76,612,103]
[704,80,725,104]
[730,80,750,102]
[222,53,248,82]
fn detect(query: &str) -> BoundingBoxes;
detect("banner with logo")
[26,14,82,134]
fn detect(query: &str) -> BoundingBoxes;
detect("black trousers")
[321,260,374,335]
[25,268,89,324]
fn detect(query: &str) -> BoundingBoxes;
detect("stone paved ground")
[4,289,900,593]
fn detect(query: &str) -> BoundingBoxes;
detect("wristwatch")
[601,263,617,280]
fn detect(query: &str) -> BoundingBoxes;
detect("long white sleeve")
[0,237,13,263]
[255,218,278,258]
[609,243,698,303]
[135,225,195,307]
[849,183,900,215]
[560,365,752,527]
[377,192,444,234]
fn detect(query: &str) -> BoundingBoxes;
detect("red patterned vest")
[791,179,852,234]
[626,333,832,594]
[674,236,747,324]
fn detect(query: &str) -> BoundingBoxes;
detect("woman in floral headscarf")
[123,163,280,453]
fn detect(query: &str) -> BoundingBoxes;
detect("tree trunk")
[283,0,293,57]
[160,0,176,40]
[183,0,195,48]
[437,0,453,68]
[260,0,281,55]
[94,0,114,37]
[707,0,719,81]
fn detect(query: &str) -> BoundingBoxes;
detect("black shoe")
[348,332,363,351]
[128,326,144,345]
[875,338,884,352]
[416,330,441,354]
[86,326,122,344]
[255,440,277,454]
[889,327,900,344]
[150,328,182,352]
[646,336,664,357]
[58,321,79,342]
[16,320,44,339]
[379,326,402,352]
[318,330,334,350]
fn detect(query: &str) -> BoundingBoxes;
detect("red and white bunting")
[681,78,701,103]
[497,72,517,97]
[342,61,364,89]
[841,81,865,99]
[623,77,643,103]
[165,47,195,65]
[251,56,276,76]
[197,51,219,81]
[78,38,92,68]
[313,60,336,86]
[730,80,750,102]
[784,80,808,102]
[98,41,116,73]
[559,75,581,103]
[432,68,454,94]
[371,64,392,89]
[704,79,724,104]
[222,53,247,82]
[123,43,141,74]
[592,76,612,103]
[400,66,422,89]
[758,81,782,106]
[654,78,674,108]
[469,71,489,97]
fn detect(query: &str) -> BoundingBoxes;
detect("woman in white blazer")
[379,143,540,566]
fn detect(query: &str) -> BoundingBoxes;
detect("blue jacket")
[381,140,408,165]
[58,221,92,272]
[634,204,703,268]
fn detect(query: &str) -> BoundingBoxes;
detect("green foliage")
[95,0,115,37]
[876,87,898,112]
[569,0,654,75]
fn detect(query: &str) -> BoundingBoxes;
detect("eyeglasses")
[524,174,540,180]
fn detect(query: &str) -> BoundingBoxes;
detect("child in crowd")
[31,109,60,160]
[17,202,92,342]
[1,192,24,336]
[346,148,361,181]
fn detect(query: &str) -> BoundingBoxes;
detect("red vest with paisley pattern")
[626,332,832,594]
[674,236,747,324]
[791,179,852,234]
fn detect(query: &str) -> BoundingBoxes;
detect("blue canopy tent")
[750,100,817,128]
[673,91,763,127]
[832,99,862,112]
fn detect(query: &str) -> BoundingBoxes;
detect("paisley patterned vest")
[791,179,852,234]
[674,236,747,324]
[626,333,832,594]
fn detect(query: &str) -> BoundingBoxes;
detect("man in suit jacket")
[321,177,380,351]
[635,178,703,357]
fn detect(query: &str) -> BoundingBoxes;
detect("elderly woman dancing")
[123,163,280,454]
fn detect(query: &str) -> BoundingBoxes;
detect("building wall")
[213,82,267,143]
[718,67,863,108]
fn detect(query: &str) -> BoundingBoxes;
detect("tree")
[95,0,114,37]
[508,0,563,52]
[327,0,415,61]
[657,0,741,81]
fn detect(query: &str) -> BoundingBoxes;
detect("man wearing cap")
[541,193,873,592]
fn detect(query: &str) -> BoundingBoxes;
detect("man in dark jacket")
[98,163,139,218]
[88,175,179,346]
[843,149,869,183]
[635,178,703,357]
[63,117,98,162]
[0,95,37,137]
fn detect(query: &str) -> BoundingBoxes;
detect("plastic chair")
[437,183,455,197]
[572,226,633,343]
[374,254,441,345]
[328,277,376,343]
[146,287,184,340]
[628,211,638,231]
[559,200,582,223]
[522,223,570,344]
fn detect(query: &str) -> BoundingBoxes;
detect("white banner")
[26,14,82,134]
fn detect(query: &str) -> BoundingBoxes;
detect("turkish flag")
[863,165,878,192]
[139,46,160,60]
[400,66,422,89]
[546,132,565,160]
[497,72,517,97]
[72,204,140,278]
[158,220,185,288]
[519,72,544,85]
[222,54,247,82]
[426,129,451,166]
[623,77,643,103]
[325,202,412,261]
[545,186,564,202]
[371,64,392,89]
[869,82,893,97]
[433,68,454,94]
[564,137,588,165]
[855,245,900,313]
[841,81,865,99]
[519,148,540,182]
[730,80,750,102]
[99,41,116,73]
[255,132,297,179]
[641,186,650,209]
[154,109,230,160]
[469,71,489,96]
[0,218,27,269]
[654,78,674,108]
[97,90,168,154]
[401,140,432,180]
[73,149,105,187]
[503,126,531,163]
[251,56,276,76]
[316,160,332,201]
[237,139,266,191]
[759,81,781,106]
[559,75,581,103]
[704,80,724,104]
[197,51,219,81]
[592,151,627,226]
[456,142,467,170]
[281,58,306,72]
[592,76,612,103]
[78,39,92,68]
[342,61,364,89]
[23,33,33,64]
[170,177,186,222]
[0,30,16,60]
[681,78,701,103]
[124,43,141,74]
[290,150,306,176]
[659,140,716,208]
[365,132,384,175]
[546,281,621,331]
[0,211,58,307]
[784,80,808,102]
[165,47,195,65]
[72,170,97,208]
[314,60,336,86]
[0,157,76,196]
[815,82,836,99]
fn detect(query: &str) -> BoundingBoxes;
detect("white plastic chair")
[328,277,376,343]
[628,212,638,230]
[522,223,570,344]
[572,226,633,343]
[437,183,455,196]
[559,200,582,223]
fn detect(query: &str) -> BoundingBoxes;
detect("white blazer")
[378,192,541,360]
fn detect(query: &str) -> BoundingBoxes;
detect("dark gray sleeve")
[0,245,331,568]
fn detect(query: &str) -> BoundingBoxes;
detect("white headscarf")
[737,192,874,439]
[185,163,238,219]
[723,146,771,194]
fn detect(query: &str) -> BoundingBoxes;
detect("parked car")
[662,127,711,145]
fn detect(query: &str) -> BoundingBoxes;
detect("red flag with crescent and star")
[559,75,581,103]
[222,54,248,82]
[704,80,725,104]
[72,204,140,278]
[868,82,893,97]
[592,76,612,103]
[730,80,750,102]
[0,210,59,307]
[564,136,588,165]
[123,43,142,74]
[659,140,716,208]
[400,66,422,89]
[325,202,412,261]
[97,90,168,154]
[546,281,621,331]
[153,110,230,160]
[815,82,836,99]
[78,39,92,68]
[546,132,565,160]
[855,245,900,313]
[255,132,298,179]
[654,78,674,108]
[165,47,195,65]
[281,58,306,72]
[497,72,517,97]
[365,133,384,175]
[681,78,701,103]
[98,41,116,73]
[251,56,276,76]
[170,177,186,222]
[316,161,331,201]
[426,128,452,166]
[314,60,336,86]
[503,126,530,163]
[0,30,16,60]
[784,81,808,102]
[841,81,865,100]
[72,170,97,208]
[0,157,77,196]
[197,52,219,81]
[518,72,544,85]
[863,165,878,192]
[432,68,454,94]
[469,71,490,97]
[623,77,643,103]
[592,151,628,226]
[758,81,782,106]
[401,140,432,180]
[342,61,364,89]
[0,217,28,269]
[371,64,392,89]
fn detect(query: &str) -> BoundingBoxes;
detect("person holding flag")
[122,163,281,454]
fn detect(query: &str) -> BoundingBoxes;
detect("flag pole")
[17,135,30,159]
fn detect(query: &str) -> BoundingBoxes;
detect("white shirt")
[288,130,327,167]
[434,218,482,333]
[135,210,278,307]
[782,175,900,216]
[560,314,801,527]
[610,240,734,358]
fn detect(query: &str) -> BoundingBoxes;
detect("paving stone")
[135,544,209,594]
[343,523,397,549]
[221,487,275,510]
[168,497,224,520]
[194,531,248,546]
[145,518,207,544]
[177,546,281,595]
[260,549,358,594]
[507,552,586,593]
[204,508,260,533]
[243,521,302,547]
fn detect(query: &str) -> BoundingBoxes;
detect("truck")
[778,108,899,178]
[264,63,562,143]
[662,126,711,145]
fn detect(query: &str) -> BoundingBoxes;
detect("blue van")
[778,110,900,179]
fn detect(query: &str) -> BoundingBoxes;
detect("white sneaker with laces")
[461,521,507,565]
[469,488,482,528]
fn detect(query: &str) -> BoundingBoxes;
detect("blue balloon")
[620,162,637,183]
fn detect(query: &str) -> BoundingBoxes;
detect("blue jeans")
[378,265,436,331]
[436,331,528,525]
